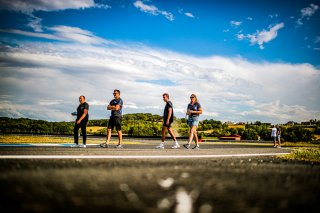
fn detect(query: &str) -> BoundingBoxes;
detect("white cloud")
[0,26,112,45]
[133,1,174,21]
[296,3,319,25]
[268,13,279,19]
[0,0,109,32]
[0,0,96,13]
[230,20,242,27]
[0,37,319,123]
[237,23,284,49]
[246,17,253,21]
[39,100,64,106]
[184,12,195,18]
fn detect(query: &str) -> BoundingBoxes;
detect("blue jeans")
[188,116,199,127]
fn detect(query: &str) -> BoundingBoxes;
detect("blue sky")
[0,0,319,123]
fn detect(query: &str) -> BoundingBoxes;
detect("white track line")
[0,153,289,159]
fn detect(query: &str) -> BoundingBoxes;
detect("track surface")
[0,142,319,213]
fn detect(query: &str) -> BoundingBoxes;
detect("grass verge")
[0,135,143,144]
[278,147,320,163]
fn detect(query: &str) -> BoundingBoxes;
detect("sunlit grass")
[279,147,320,163]
[0,135,143,144]
[0,135,74,143]
[282,142,320,147]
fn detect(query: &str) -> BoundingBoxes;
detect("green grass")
[279,148,320,163]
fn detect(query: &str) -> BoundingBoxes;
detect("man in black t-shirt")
[100,89,123,148]
[72,95,89,148]
[156,93,179,149]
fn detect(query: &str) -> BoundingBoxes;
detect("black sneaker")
[115,144,123,148]
[183,144,190,149]
[100,143,109,148]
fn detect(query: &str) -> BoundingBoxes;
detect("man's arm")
[107,105,120,111]
[166,107,172,124]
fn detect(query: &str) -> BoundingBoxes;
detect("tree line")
[1,115,319,143]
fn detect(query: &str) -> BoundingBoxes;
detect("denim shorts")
[188,116,199,127]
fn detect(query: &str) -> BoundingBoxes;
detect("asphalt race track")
[0,141,319,213]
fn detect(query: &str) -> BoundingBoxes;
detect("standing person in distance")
[72,95,89,148]
[276,124,282,148]
[271,125,277,147]
[183,94,202,149]
[156,93,180,149]
[100,89,124,148]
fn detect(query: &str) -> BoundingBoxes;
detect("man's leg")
[162,126,167,142]
[117,130,122,145]
[167,127,177,142]
[74,123,79,144]
[80,122,87,145]
[115,117,123,146]
[106,128,112,144]
[168,127,179,148]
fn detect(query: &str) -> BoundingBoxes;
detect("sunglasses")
[190,97,195,98]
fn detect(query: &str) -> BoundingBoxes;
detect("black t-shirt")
[277,127,281,135]
[110,98,123,117]
[77,102,89,123]
[163,101,174,123]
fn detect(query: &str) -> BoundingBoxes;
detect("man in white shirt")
[271,125,277,147]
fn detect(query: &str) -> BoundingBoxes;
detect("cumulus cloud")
[133,1,174,21]
[0,37,319,123]
[296,3,319,25]
[237,23,284,49]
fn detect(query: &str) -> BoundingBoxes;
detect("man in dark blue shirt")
[156,93,179,149]
[72,95,89,148]
[100,89,123,148]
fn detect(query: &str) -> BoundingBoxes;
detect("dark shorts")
[163,122,173,128]
[108,116,122,131]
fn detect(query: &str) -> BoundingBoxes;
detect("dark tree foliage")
[0,116,317,142]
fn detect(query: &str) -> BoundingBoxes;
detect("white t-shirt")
[271,127,277,137]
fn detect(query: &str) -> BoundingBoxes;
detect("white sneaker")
[79,144,86,148]
[156,143,165,149]
[172,142,180,149]
[71,143,79,147]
